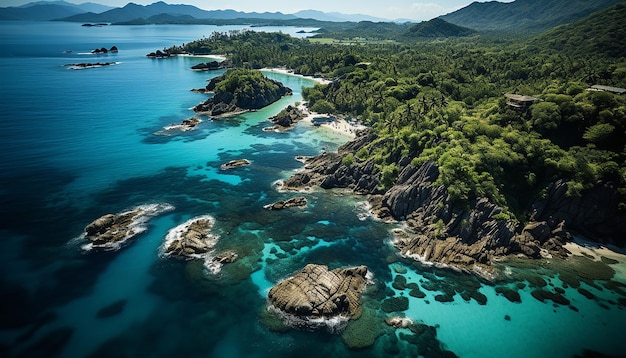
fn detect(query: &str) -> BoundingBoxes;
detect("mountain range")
[0,0,393,23]
[0,0,623,36]
[440,0,624,32]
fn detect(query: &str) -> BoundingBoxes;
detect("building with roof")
[504,93,541,110]
[587,85,626,95]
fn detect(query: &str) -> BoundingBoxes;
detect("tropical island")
[193,68,292,116]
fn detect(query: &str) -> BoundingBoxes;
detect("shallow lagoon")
[0,21,625,358]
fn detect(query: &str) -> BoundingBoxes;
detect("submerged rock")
[263,196,307,210]
[220,159,250,170]
[267,264,369,323]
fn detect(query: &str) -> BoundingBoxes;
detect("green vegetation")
[169,1,626,221]
[440,0,622,33]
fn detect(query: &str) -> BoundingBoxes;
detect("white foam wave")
[159,215,217,258]
[266,305,350,333]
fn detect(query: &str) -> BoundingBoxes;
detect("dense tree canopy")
[166,4,626,220]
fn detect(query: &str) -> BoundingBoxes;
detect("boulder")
[164,217,216,257]
[85,211,140,246]
[268,264,369,319]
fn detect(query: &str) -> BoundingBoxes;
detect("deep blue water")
[1,21,625,358]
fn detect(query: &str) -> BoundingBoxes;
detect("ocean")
[0,21,625,358]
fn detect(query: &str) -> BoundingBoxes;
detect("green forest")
[167,2,626,223]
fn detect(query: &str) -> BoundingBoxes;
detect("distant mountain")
[440,0,623,33]
[19,1,113,14]
[538,1,626,58]
[56,1,297,23]
[0,3,82,21]
[294,9,388,22]
[404,18,476,38]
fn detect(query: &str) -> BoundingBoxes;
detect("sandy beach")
[564,236,626,281]
[296,105,367,139]
[177,53,229,61]
[261,67,332,85]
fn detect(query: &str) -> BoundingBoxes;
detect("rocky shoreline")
[282,128,626,276]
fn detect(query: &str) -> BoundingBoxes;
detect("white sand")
[177,53,228,61]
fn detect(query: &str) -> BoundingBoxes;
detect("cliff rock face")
[193,71,292,116]
[530,180,626,245]
[267,264,369,319]
[282,130,381,194]
[380,161,528,269]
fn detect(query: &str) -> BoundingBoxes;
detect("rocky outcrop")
[190,60,231,71]
[264,196,307,210]
[265,105,307,130]
[220,159,250,170]
[146,50,171,58]
[65,62,117,69]
[268,264,369,320]
[281,129,381,194]
[163,217,217,257]
[193,70,292,116]
[161,216,238,274]
[529,180,626,246]
[83,204,173,250]
[377,161,536,270]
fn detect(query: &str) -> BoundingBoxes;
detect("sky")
[4,1,515,21]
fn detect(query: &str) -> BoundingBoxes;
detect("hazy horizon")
[2,0,516,21]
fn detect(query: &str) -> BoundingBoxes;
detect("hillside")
[404,18,476,38]
[538,1,626,58]
[440,0,623,33]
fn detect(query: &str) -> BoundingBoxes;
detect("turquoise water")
[1,21,625,358]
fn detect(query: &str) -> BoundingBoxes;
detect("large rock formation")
[193,69,292,116]
[281,129,381,194]
[162,216,217,257]
[190,60,232,71]
[282,129,625,274]
[530,180,626,246]
[83,204,173,250]
[267,264,369,320]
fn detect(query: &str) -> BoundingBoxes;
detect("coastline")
[261,67,332,85]
[298,108,367,139]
